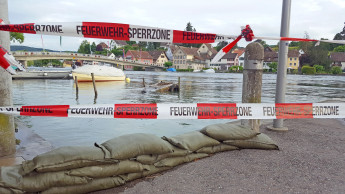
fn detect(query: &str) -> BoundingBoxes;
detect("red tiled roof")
[232,48,245,56]
[148,50,166,60]
[222,52,238,59]
[264,51,278,62]
[127,50,153,59]
[288,50,299,57]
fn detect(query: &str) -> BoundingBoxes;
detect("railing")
[12,52,164,68]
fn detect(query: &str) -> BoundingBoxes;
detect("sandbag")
[67,160,145,178]
[154,153,209,167]
[200,123,260,141]
[134,146,192,165]
[41,176,125,194]
[224,133,279,150]
[119,172,143,182]
[162,131,220,152]
[0,187,24,194]
[0,165,23,191]
[195,144,239,154]
[22,146,115,174]
[22,171,90,192]
[100,133,173,160]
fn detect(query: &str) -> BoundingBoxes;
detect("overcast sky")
[7,0,345,51]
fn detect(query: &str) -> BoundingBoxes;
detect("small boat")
[72,65,125,82]
[202,69,215,73]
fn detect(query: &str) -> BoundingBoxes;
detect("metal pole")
[271,0,291,131]
[0,0,16,156]
[241,42,264,132]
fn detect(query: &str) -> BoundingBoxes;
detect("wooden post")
[91,73,98,97]
[74,76,79,99]
[241,42,264,132]
[142,78,145,87]
[178,77,180,88]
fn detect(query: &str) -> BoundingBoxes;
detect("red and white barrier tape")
[0,21,235,43]
[1,103,344,119]
[0,45,25,75]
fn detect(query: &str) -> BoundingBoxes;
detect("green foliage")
[78,40,92,54]
[27,61,34,66]
[331,66,342,74]
[10,32,24,43]
[301,65,316,75]
[292,69,299,74]
[164,61,173,67]
[176,68,193,72]
[333,45,345,52]
[126,41,137,45]
[229,66,243,72]
[111,48,124,57]
[215,41,228,51]
[314,65,324,73]
[133,66,144,71]
[255,39,269,48]
[289,41,299,47]
[268,62,278,72]
[33,59,63,67]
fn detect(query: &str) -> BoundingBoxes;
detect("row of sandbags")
[0,123,278,194]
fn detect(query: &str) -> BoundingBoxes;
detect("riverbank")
[0,120,54,166]
[94,118,345,194]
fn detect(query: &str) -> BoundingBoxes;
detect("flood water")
[12,72,345,147]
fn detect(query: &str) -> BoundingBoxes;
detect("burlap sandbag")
[154,153,209,167]
[22,146,115,174]
[195,144,239,154]
[0,165,23,191]
[22,171,90,192]
[119,166,171,182]
[200,123,260,141]
[162,131,220,152]
[100,133,173,160]
[224,133,279,150]
[67,160,145,178]
[134,146,191,165]
[41,176,125,194]
[0,187,24,194]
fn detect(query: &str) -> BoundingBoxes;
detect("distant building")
[287,50,300,70]
[264,51,278,70]
[173,46,206,70]
[113,40,128,48]
[148,50,169,67]
[96,42,109,51]
[125,50,153,64]
[330,52,345,70]
[232,48,245,67]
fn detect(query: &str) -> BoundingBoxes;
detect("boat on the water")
[202,69,215,73]
[72,65,125,82]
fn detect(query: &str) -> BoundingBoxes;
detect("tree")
[254,39,269,48]
[185,22,194,31]
[309,46,331,70]
[333,45,345,52]
[215,41,228,51]
[164,61,173,68]
[268,62,278,72]
[10,32,24,43]
[126,41,136,45]
[182,22,200,48]
[91,42,97,53]
[330,23,345,50]
[289,41,299,47]
[77,40,91,54]
[331,66,342,74]
[138,41,148,49]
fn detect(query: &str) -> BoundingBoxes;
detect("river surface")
[12,71,345,147]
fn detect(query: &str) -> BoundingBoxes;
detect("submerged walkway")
[94,118,345,194]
